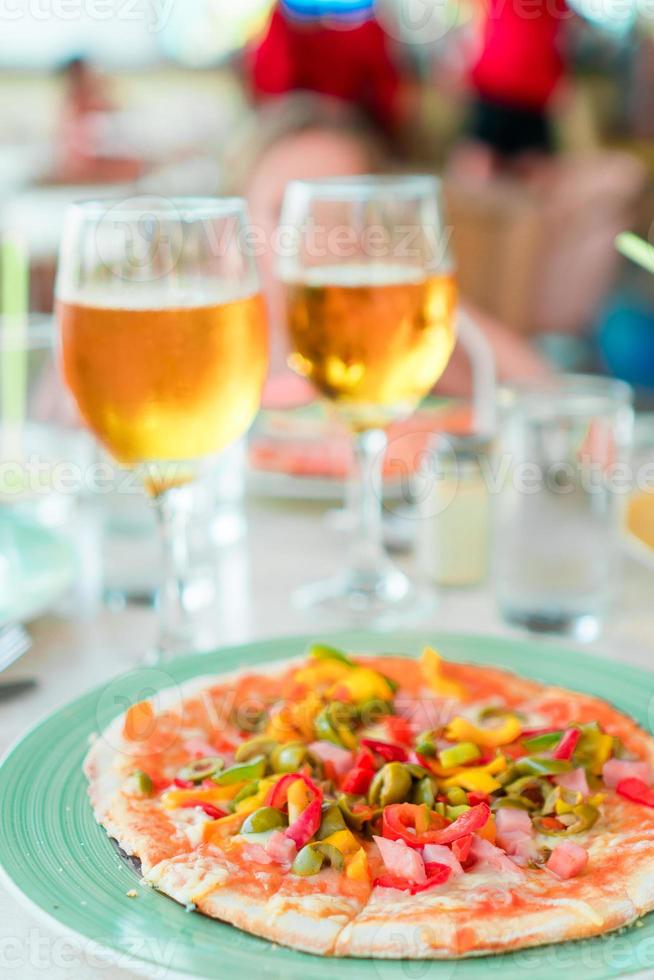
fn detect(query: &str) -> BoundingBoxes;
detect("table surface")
[2,496,654,980]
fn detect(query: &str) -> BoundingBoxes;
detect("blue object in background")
[597,292,654,389]
[282,0,375,18]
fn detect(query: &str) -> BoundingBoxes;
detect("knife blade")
[0,678,37,702]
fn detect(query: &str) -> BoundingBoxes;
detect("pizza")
[84,643,654,958]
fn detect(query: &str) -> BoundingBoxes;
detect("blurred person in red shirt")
[246,1,405,137]
[458,0,571,173]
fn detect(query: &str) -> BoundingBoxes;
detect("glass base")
[293,565,435,629]
[501,606,602,643]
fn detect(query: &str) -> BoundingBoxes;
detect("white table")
[1,497,653,979]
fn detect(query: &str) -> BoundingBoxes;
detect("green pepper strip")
[292,842,345,876]
[438,742,481,769]
[369,762,412,808]
[317,804,346,840]
[130,770,153,796]
[213,755,266,786]
[241,806,286,834]
[178,756,224,783]
[534,804,598,836]
[307,644,354,667]
[515,756,572,777]
[522,732,563,753]
[234,737,278,763]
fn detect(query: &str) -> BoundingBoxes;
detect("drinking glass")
[494,375,634,642]
[278,175,457,623]
[56,196,268,659]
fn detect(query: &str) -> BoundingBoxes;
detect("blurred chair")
[444,150,647,336]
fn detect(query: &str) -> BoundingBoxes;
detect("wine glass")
[56,196,268,659]
[278,175,456,623]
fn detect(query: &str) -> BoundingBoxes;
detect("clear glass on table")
[55,196,268,660]
[494,375,634,642]
[278,175,457,625]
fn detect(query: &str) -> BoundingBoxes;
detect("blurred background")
[0,0,653,636]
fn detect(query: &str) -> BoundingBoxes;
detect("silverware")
[0,678,37,702]
[0,623,31,674]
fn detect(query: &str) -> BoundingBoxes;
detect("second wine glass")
[278,175,457,624]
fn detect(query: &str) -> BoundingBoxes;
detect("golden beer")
[58,290,268,467]
[285,264,456,426]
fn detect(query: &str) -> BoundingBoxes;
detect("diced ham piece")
[495,808,532,836]
[469,835,524,877]
[495,807,534,859]
[308,741,353,778]
[241,843,274,865]
[373,836,427,884]
[554,767,590,796]
[546,841,588,879]
[602,759,652,790]
[265,831,297,867]
[421,844,464,876]
[183,737,218,759]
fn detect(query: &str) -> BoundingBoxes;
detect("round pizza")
[84,644,654,958]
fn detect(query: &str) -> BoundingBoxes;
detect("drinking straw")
[615,231,654,276]
[1,231,30,459]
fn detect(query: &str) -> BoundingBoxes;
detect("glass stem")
[348,428,389,588]
[152,486,193,662]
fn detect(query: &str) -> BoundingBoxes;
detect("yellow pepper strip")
[288,778,312,825]
[445,715,522,748]
[420,647,467,700]
[588,793,605,807]
[441,755,507,794]
[290,693,323,741]
[346,847,369,882]
[477,813,496,844]
[322,828,360,856]
[161,785,242,809]
[234,774,285,814]
[293,660,351,689]
[203,811,247,843]
[329,666,393,704]
[591,734,613,775]
[555,793,583,816]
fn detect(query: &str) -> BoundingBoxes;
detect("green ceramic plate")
[0,514,75,624]
[2,631,654,980]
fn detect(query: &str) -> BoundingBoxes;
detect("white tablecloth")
[1,498,653,979]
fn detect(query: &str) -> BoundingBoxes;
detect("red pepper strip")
[451,834,473,863]
[285,794,323,849]
[341,766,375,795]
[265,773,296,809]
[414,863,452,892]
[360,739,408,763]
[373,873,413,892]
[262,772,325,847]
[384,716,415,747]
[353,747,375,770]
[382,802,490,849]
[552,727,581,761]
[180,800,227,819]
[520,727,562,739]
[467,791,490,807]
[173,777,194,789]
[374,864,452,895]
[617,777,654,808]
